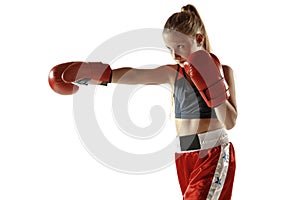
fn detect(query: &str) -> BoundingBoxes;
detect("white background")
[1,0,299,199]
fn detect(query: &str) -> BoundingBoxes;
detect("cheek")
[190,43,200,53]
[182,51,191,59]
[179,49,193,59]
[181,43,198,58]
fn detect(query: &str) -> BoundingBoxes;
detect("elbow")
[225,120,236,130]
[215,101,238,130]
[224,113,237,130]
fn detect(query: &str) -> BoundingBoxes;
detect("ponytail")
[181,4,201,20]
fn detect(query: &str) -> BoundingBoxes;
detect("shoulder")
[222,65,234,78]
[161,64,179,84]
[157,64,178,76]
[222,64,233,73]
[221,64,236,88]
[161,64,178,71]
[142,64,178,85]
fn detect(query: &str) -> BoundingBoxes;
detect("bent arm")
[111,65,177,85]
[214,65,238,130]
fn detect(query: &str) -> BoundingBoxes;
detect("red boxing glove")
[184,50,230,108]
[62,62,111,86]
[48,62,111,95]
[48,62,80,95]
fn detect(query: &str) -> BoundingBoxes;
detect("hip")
[175,128,229,153]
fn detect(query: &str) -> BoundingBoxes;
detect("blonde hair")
[164,4,212,52]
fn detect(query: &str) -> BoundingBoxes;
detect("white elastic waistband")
[176,128,229,153]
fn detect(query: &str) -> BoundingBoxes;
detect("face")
[163,30,203,67]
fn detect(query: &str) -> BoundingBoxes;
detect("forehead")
[163,29,193,45]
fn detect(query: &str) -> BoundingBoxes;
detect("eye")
[177,44,184,49]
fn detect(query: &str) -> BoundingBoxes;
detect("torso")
[167,64,224,137]
[175,118,223,136]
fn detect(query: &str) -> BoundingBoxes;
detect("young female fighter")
[49,4,237,200]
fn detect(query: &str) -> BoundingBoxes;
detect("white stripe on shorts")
[206,142,230,200]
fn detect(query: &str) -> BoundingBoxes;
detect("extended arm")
[49,62,177,95]
[111,65,177,85]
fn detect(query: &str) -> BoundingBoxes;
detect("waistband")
[175,128,229,153]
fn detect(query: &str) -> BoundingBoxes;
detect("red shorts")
[175,129,236,200]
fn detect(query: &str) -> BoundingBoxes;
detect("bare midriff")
[175,118,223,136]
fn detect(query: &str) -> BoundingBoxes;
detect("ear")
[195,33,204,46]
